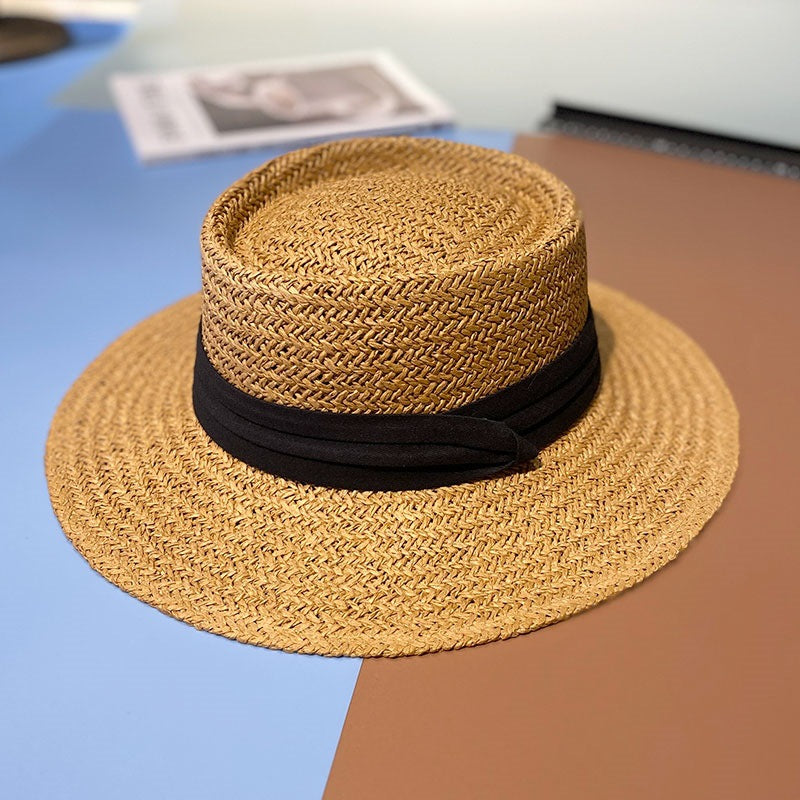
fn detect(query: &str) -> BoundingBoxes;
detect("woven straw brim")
[46,283,738,657]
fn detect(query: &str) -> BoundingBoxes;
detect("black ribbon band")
[192,307,601,491]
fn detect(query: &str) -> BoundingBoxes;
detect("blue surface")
[0,21,124,160]
[0,28,513,800]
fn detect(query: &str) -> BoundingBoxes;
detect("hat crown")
[200,137,588,414]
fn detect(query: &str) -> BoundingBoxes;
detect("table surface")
[3,21,799,800]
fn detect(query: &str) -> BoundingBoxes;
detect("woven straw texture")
[46,138,738,657]
[200,137,587,413]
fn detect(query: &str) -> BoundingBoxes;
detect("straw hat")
[46,137,739,657]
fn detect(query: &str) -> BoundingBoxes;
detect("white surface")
[2,0,138,21]
[56,0,800,148]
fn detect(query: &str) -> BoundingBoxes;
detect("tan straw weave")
[46,137,739,657]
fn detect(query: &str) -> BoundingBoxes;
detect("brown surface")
[324,135,800,800]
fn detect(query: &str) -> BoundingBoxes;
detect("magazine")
[110,51,453,162]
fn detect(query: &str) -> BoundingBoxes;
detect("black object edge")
[541,102,800,180]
